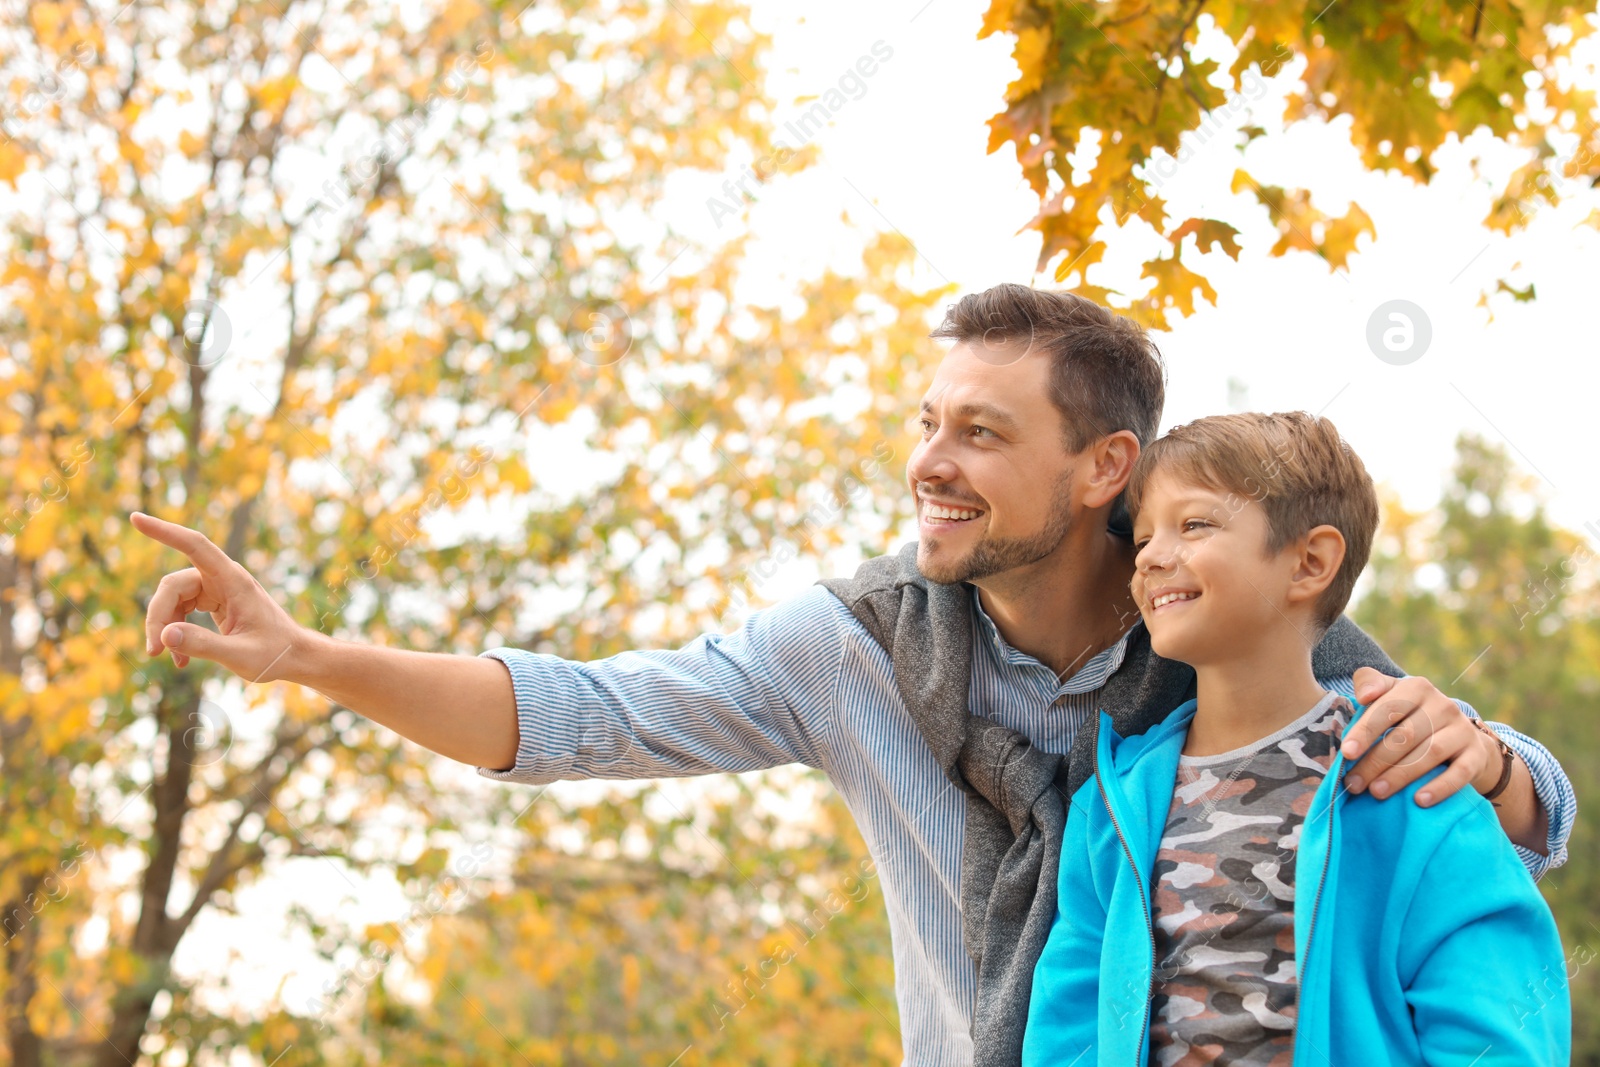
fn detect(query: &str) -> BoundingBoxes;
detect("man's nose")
[907,429,958,486]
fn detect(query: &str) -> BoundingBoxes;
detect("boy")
[1021,412,1569,1065]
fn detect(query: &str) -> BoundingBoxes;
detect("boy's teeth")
[1152,591,1199,608]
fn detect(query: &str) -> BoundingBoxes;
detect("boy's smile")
[1146,587,1200,612]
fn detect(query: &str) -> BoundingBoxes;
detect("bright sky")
[169,0,1600,1032]
[744,0,1600,515]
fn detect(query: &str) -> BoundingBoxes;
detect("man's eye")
[918,418,935,433]
[971,425,994,438]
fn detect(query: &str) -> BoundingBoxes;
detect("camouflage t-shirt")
[1146,690,1352,1067]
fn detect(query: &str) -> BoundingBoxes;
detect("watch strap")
[1471,717,1516,802]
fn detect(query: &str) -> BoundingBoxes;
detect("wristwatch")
[1469,717,1516,803]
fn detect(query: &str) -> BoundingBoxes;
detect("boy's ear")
[1286,524,1346,605]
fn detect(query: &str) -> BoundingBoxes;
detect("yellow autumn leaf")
[118,137,146,170]
[1170,217,1243,260]
[256,75,298,115]
[0,672,21,723]
[620,953,640,1007]
[12,504,61,560]
[538,394,579,423]
[1319,202,1375,270]
[498,457,534,492]
[63,634,99,665]
[1140,252,1219,318]
[28,2,66,45]
[441,0,481,36]
[979,0,1018,39]
[0,142,27,188]
[1008,27,1051,101]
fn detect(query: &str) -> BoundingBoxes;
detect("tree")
[980,0,1600,327]
[0,1,937,1063]
[319,783,899,1067]
[1354,434,1600,1060]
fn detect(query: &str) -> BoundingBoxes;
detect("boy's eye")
[1182,519,1212,533]
[1132,539,1149,553]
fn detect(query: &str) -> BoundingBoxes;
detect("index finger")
[130,512,235,576]
[1340,693,1413,759]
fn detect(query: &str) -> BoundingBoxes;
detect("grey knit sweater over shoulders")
[818,541,1401,1067]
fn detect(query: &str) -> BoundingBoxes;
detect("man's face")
[906,341,1082,584]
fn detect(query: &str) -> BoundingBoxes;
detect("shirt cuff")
[1484,717,1573,880]
[474,646,578,784]
[1455,697,1573,878]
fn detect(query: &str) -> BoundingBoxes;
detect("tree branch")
[166,719,323,945]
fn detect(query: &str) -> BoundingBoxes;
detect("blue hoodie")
[1022,696,1570,1066]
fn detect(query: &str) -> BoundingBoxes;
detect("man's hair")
[1123,411,1379,630]
[929,284,1166,452]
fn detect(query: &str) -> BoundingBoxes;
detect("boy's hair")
[929,284,1166,452]
[1124,411,1379,630]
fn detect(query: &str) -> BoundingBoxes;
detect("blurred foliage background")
[0,0,1596,1065]
[1355,434,1600,1060]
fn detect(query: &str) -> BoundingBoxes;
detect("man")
[134,285,1573,1067]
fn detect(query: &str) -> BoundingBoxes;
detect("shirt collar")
[969,584,1134,695]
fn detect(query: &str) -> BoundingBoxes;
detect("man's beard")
[918,469,1075,584]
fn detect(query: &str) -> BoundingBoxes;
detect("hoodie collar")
[1095,692,1367,873]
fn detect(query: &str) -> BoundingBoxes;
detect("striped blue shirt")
[477,581,1574,1067]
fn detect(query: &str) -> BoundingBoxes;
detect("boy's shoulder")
[1339,761,1496,838]
[1335,758,1520,904]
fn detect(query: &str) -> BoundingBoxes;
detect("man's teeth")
[926,505,981,520]
[1152,591,1199,609]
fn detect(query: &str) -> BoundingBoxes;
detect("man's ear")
[1287,525,1347,606]
[1081,431,1140,510]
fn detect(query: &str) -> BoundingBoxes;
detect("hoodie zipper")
[1097,769,1156,1062]
[1298,774,1340,1009]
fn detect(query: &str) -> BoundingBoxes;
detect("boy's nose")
[1136,542,1180,575]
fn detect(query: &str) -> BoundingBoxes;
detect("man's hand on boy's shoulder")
[1337,668,1507,807]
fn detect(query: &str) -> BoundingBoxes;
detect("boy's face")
[1129,471,1309,666]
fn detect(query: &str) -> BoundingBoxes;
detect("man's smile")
[919,496,986,527]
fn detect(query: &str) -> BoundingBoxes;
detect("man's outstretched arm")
[132,511,845,780]
[299,636,521,770]
[132,511,522,769]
